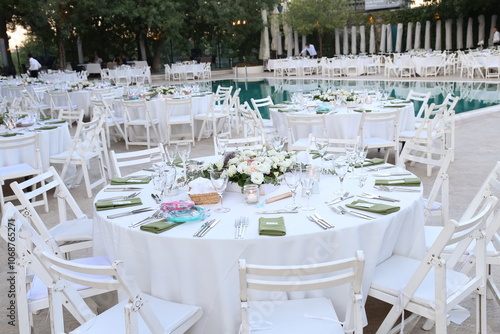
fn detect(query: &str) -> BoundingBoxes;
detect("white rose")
[258,162,271,174]
[250,172,264,184]
[227,165,237,176]
[215,160,224,170]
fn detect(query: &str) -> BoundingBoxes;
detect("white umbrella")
[490,15,498,41]
[270,8,280,51]
[302,35,306,50]
[387,24,393,53]
[360,26,366,54]
[457,18,463,49]
[445,19,452,50]
[283,21,293,57]
[395,23,403,53]
[259,9,270,61]
[335,29,341,55]
[369,25,376,54]
[351,26,357,54]
[343,26,349,55]
[294,31,299,54]
[380,24,387,53]
[425,20,431,50]
[406,22,413,51]
[466,17,474,48]
[414,22,421,49]
[478,15,485,46]
[435,20,442,51]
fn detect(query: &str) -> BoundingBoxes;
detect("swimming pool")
[212,78,500,119]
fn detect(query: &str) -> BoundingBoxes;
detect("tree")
[286,0,351,57]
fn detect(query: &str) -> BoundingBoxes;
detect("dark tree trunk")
[152,37,165,74]
[0,15,14,68]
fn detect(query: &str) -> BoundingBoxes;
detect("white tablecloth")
[93,163,425,334]
[0,123,71,171]
[270,100,415,140]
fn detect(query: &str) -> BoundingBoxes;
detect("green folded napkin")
[384,105,406,108]
[278,109,290,113]
[35,126,58,130]
[391,100,411,104]
[283,101,294,104]
[110,177,151,185]
[374,177,422,187]
[346,199,400,215]
[0,133,20,137]
[353,109,373,113]
[269,105,279,108]
[316,110,329,114]
[94,197,143,211]
[40,117,52,121]
[355,157,385,168]
[387,97,395,100]
[45,120,66,124]
[140,219,184,234]
[259,217,286,236]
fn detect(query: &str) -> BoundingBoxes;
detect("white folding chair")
[49,115,108,198]
[90,93,126,148]
[286,114,326,151]
[165,97,195,146]
[10,167,93,257]
[47,90,80,127]
[202,62,212,79]
[122,99,160,149]
[250,96,275,130]
[20,88,51,118]
[406,90,431,120]
[213,132,265,155]
[357,109,400,164]
[0,132,44,213]
[226,88,241,135]
[194,94,231,141]
[238,251,365,334]
[0,202,114,334]
[171,63,186,81]
[164,64,172,80]
[368,196,497,334]
[37,240,202,334]
[110,145,165,178]
[434,94,459,162]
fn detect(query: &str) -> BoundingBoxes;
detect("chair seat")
[365,137,396,146]
[49,218,93,243]
[169,115,191,123]
[423,198,442,211]
[194,112,228,120]
[50,150,100,162]
[53,105,78,110]
[107,116,125,124]
[27,255,111,301]
[247,297,344,334]
[399,130,442,140]
[0,163,36,179]
[127,119,159,125]
[71,294,202,334]
[371,254,471,309]
[290,137,309,151]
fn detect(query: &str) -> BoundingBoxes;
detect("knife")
[107,207,154,219]
[373,173,412,177]
[325,195,354,205]
[199,219,221,237]
[345,209,376,220]
[104,187,143,192]
[255,210,298,214]
[193,219,216,237]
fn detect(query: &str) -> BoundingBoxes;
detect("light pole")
[15,45,21,76]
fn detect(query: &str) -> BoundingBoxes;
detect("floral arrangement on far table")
[151,85,176,96]
[201,149,297,187]
[313,89,357,103]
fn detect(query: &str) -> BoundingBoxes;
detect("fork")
[360,192,400,202]
[338,206,375,220]
[313,213,334,228]
[307,215,328,229]
[374,185,420,193]
[129,209,163,228]
[97,192,140,203]
[240,217,249,239]
[234,218,242,239]
[367,166,394,171]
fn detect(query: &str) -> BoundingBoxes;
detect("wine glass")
[344,143,357,174]
[152,172,166,200]
[176,143,191,181]
[164,144,177,167]
[300,175,315,211]
[356,144,369,170]
[150,153,165,174]
[334,157,349,195]
[314,137,329,167]
[210,171,230,213]
[215,133,230,156]
[284,165,301,210]
[270,133,286,151]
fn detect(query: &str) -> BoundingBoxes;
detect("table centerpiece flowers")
[150,85,177,97]
[200,149,298,191]
[313,89,357,103]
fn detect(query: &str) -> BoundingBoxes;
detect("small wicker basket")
[188,192,219,205]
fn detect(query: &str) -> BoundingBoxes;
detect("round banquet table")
[92,161,426,334]
[270,99,415,141]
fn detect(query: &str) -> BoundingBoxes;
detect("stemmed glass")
[334,157,349,195]
[164,144,177,167]
[4,113,18,132]
[300,175,316,211]
[210,171,230,213]
[215,133,230,156]
[162,167,177,201]
[271,133,286,151]
[344,143,357,174]
[314,137,330,167]
[150,152,166,173]
[284,165,301,210]
[176,143,191,181]
[356,144,369,170]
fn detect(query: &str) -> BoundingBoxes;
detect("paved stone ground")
[1,71,500,333]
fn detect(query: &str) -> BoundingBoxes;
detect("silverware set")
[306,213,334,229]
[104,187,144,192]
[107,207,154,219]
[234,217,249,239]
[193,219,220,237]
[325,192,353,205]
[330,206,375,220]
[96,192,140,203]
[373,185,420,193]
[367,166,394,172]
[358,192,400,202]
[128,210,163,228]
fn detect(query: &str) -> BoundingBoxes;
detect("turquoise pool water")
[212,78,500,119]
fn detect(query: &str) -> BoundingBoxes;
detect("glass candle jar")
[243,184,260,204]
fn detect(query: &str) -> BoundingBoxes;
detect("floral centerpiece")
[313,89,357,103]
[151,85,176,96]
[201,149,297,188]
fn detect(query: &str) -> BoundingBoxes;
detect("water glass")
[164,144,177,166]
[210,171,230,213]
[300,176,315,211]
[284,165,301,209]
[216,133,230,156]
[334,157,349,195]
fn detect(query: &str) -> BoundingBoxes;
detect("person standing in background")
[492,27,500,46]
[298,43,317,59]
[28,54,42,78]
